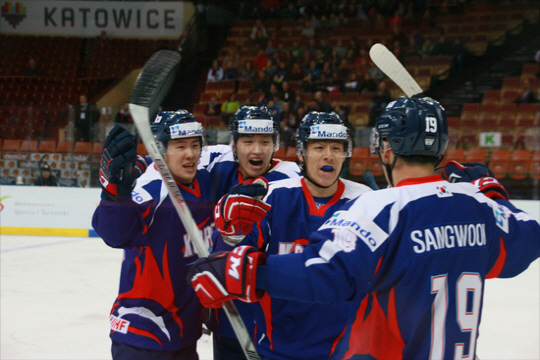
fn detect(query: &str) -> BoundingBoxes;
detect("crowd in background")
[205,0,472,147]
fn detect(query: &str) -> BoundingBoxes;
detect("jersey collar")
[395,174,444,187]
[176,177,201,197]
[301,177,345,217]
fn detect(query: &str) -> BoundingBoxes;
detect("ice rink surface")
[1,235,538,360]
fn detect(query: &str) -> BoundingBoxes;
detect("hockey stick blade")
[129,51,260,360]
[369,43,423,98]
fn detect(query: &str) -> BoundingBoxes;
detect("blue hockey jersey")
[263,174,540,359]
[198,145,301,197]
[238,177,371,359]
[92,165,217,351]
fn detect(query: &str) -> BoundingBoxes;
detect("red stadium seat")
[56,141,73,154]
[20,140,38,153]
[38,140,56,153]
[509,150,531,180]
[2,139,21,152]
[92,142,103,155]
[73,142,92,154]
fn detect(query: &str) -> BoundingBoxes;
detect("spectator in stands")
[263,59,277,79]
[281,81,296,103]
[514,80,536,104]
[223,47,241,70]
[314,90,333,113]
[240,60,256,80]
[368,80,392,126]
[252,70,270,93]
[288,62,304,81]
[302,72,317,93]
[291,93,304,112]
[22,57,41,76]
[343,72,360,92]
[223,59,239,80]
[280,103,301,148]
[34,163,58,187]
[75,94,100,142]
[250,19,268,40]
[221,93,241,126]
[253,49,269,71]
[115,103,133,125]
[358,72,377,93]
[420,37,435,56]
[252,28,269,49]
[205,94,221,116]
[291,40,303,59]
[207,60,224,82]
[266,83,282,101]
[306,60,321,81]
[334,39,347,61]
[301,19,315,38]
[367,59,385,81]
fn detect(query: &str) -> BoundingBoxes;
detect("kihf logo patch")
[1,2,27,29]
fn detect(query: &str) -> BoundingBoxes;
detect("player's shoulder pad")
[264,177,303,200]
[131,165,165,204]
[198,144,233,169]
[340,178,372,199]
[268,159,301,179]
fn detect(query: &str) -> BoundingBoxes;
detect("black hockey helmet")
[151,110,206,153]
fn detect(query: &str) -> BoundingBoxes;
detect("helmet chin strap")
[378,151,398,187]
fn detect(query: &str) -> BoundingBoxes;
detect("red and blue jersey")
[92,165,217,351]
[263,175,540,359]
[236,177,371,359]
[198,145,301,198]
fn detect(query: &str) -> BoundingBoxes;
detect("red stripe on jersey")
[259,293,274,350]
[141,202,152,219]
[330,325,347,357]
[198,216,211,230]
[374,256,383,275]
[256,222,264,249]
[344,288,405,359]
[117,244,184,336]
[128,326,163,346]
[395,174,444,187]
[176,178,201,197]
[301,178,345,217]
[486,237,507,279]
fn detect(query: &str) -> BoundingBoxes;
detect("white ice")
[1,235,538,360]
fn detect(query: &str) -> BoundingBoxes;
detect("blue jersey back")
[92,165,217,351]
[265,175,540,359]
[240,177,371,359]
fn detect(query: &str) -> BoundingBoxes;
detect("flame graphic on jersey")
[344,288,405,359]
[114,243,183,345]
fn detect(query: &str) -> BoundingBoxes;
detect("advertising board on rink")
[0,185,101,237]
[0,1,194,38]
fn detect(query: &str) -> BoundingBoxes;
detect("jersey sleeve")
[485,198,540,278]
[92,176,165,249]
[198,144,232,169]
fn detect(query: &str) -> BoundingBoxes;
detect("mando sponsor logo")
[1,2,27,29]
[324,214,378,247]
[310,126,347,139]
[238,120,273,134]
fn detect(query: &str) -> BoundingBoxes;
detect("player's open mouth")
[321,165,334,173]
[249,159,264,167]
[183,163,196,171]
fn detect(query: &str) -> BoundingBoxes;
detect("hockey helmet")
[370,96,448,158]
[151,110,206,153]
[296,111,352,157]
[229,106,280,151]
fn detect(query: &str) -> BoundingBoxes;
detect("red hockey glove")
[99,125,148,200]
[187,246,266,308]
[443,161,509,200]
[214,180,271,242]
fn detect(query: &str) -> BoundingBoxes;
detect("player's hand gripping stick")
[188,245,266,308]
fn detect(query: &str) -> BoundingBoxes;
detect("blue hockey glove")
[187,246,266,308]
[443,161,509,200]
[214,178,270,245]
[99,125,148,200]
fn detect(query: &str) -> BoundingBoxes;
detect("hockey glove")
[443,161,509,200]
[99,125,148,200]
[214,180,271,243]
[187,246,266,308]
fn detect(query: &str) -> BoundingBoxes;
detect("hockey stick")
[369,43,423,97]
[129,50,260,360]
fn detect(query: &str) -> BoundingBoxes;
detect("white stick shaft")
[369,43,423,97]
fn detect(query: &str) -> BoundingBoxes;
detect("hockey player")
[198,105,300,359]
[93,111,216,360]
[188,97,540,359]
[199,105,300,198]
[213,111,371,359]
